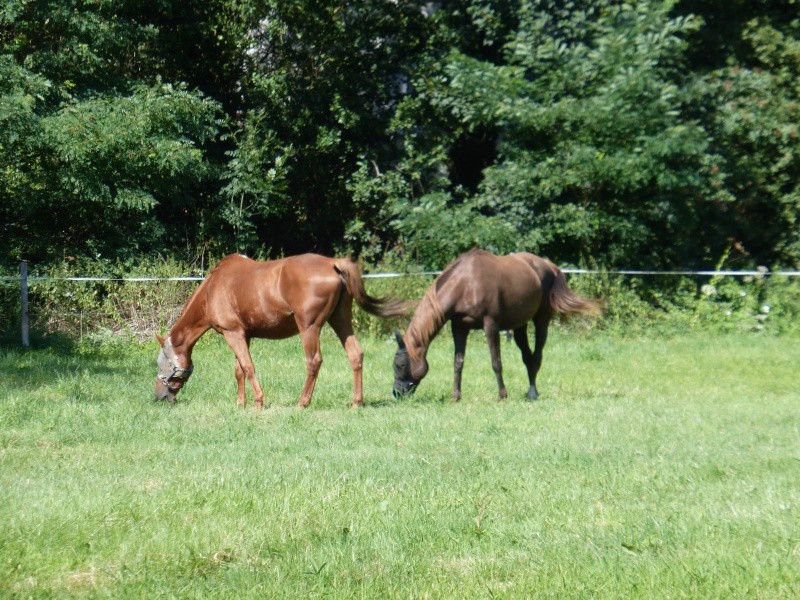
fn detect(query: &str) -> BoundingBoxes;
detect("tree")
[685,9,800,267]
[360,0,723,270]
[0,0,223,263]
[220,0,430,255]
[2,0,798,273]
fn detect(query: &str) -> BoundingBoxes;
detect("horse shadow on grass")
[364,391,452,409]
[0,330,142,399]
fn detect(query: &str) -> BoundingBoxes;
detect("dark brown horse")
[393,249,600,400]
[155,254,406,408]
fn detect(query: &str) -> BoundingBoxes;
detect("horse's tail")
[333,259,408,318]
[549,268,602,317]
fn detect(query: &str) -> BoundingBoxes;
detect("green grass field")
[1,328,798,598]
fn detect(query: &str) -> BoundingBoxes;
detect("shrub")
[26,256,201,342]
[5,254,799,346]
[569,266,800,335]
[351,251,436,339]
[0,266,21,338]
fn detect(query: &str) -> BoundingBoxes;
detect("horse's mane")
[406,285,446,360]
[405,253,476,358]
[176,283,205,320]
[175,255,240,322]
[169,271,211,345]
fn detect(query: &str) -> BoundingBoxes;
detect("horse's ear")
[394,331,406,350]
[156,334,165,347]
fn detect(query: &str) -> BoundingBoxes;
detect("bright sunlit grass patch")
[1,330,798,598]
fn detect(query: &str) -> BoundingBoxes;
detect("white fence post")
[20,260,29,349]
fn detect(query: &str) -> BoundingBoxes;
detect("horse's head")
[392,331,427,397]
[154,335,194,403]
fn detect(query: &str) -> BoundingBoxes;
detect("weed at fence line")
[25,256,201,342]
[352,254,435,338]
[686,246,799,333]
[4,255,800,344]
[568,264,800,335]
[0,265,20,335]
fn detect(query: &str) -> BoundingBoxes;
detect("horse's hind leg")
[483,319,507,400]
[452,323,468,401]
[519,311,552,400]
[513,325,538,400]
[328,307,364,407]
[223,331,266,408]
[234,358,247,406]
[297,326,323,408]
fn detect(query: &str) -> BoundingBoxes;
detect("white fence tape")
[2,269,800,283]
[4,266,799,348]
[560,269,800,277]
[0,276,205,282]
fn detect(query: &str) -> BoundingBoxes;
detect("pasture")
[1,328,798,598]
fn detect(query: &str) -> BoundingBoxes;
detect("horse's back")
[448,249,546,291]
[203,254,341,337]
[206,254,284,301]
[440,249,548,328]
[209,253,339,294]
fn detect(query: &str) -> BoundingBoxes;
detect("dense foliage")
[2,0,799,271]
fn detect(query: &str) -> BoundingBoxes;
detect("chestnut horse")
[393,249,600,400]
[155,254,406,408]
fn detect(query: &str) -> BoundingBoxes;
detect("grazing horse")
[393,249,600,400]
[155,254,406,408]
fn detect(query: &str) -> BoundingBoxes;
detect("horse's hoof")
[526,387,539,401]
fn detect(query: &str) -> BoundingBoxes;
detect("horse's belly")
[208,304,298,339]
[452,314,482,329]
[452,294,539,330]
[247,314,298,339]
[496,306,539,329]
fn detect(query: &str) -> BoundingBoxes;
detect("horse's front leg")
[222,331,266,408]
[297,326,323,408]
[483,319,507,400]
[452,323,469,401]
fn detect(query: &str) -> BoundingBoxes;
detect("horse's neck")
[406,288,447,364]
[170,322,208,359]
[169,287,210,358]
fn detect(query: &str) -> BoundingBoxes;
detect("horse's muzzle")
[392,382,416,398]
[154,380,177,403]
